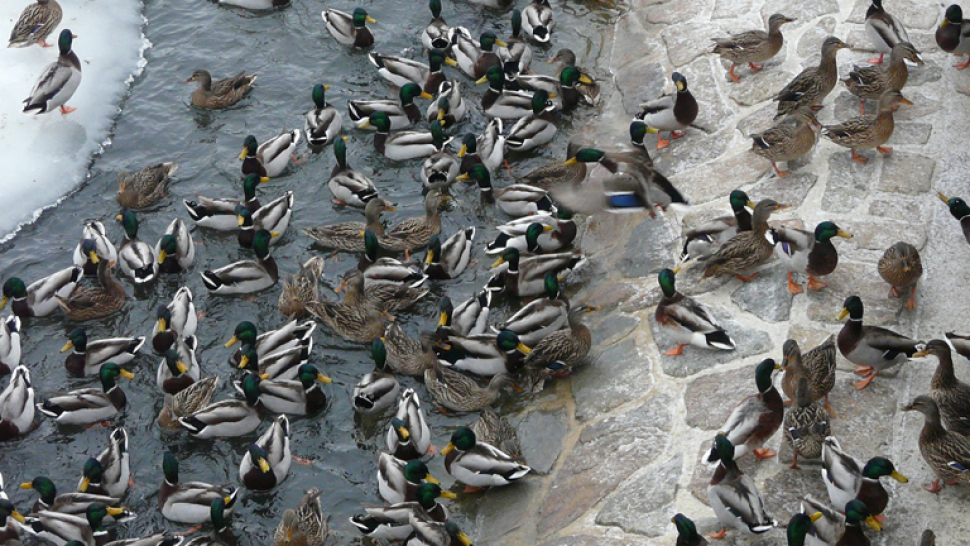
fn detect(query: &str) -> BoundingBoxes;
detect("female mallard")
[382,326,436,376]
[21,504,128,546]
[156,341,200,396]
[702,199,788,281]
[655,268,736,356]
[522,0,555,43]
[471,408,521,460]
[326,138,379,207]
[152,288,197,354]
[305,294,386,344]
[424,357,510,413]
[488,247,585,298]
[378,455,438,506]
[865,0,910,64]
[458,118,505,175]
[821,436,908,515]
[305,192,388,250]
[323,8,375,48]
[116,211,157,284]
[23,29,80,115]
[184,174,263,231]
[304,85,341,147]
[844,42,922,114]
[62,328,144,377]
[783,378,831,469]
[936,5,970,69]
[516,141,585,191]
[453,30,506,80]
[447,291,492,336]
[707,434,775,539]
[185,70,256,110]
[635,72,698,149]
[1,267,82,318]
[904,395,970,493]
[351,84,432,131]
[423,228,475,280]
[436,330,531,377]
[0,316,20,376]
[427,82,465,128]
[386,389,433,461]
[912,340,970,436]
[350,484,454,541]
[671,514,708,546]
[750,106,821,177]
[37,363,134,426]
[496,272,567,346]
[441,427,530,492]
[937,191,970,245]
[73,222,118,275]
[279,257,325,318]
[56,259,126,321]
[712,14,796,83]
[0,365,34,440]
[837,295,920,389]
[877,241,922,310]
[8,0,62,48]
[460,165,554,218]
[274,488,326,546]
[237,364,330,416]
[240,415,291,490]
[823,88,909,161]
[365,113,448,161]
[353,339,400,415]
[158,376,218,430]
[381,191,448,253]
[780,336,837,413]
[422,0,450,51]
[202,230,278,295]
[498,9,533,75]
[681,190,753,262]
[506,90,558,152]
[155,219,195,274]
[771,221,852,294]
[477,66,535,120]
[180,374,262,439]
[369,49,457,96]
[20,476,120,517]
[487,214,574,256]
[522,305,597,381]
[239,131,300,179]
[775,37,850,117]
[159,452,238,524]
[235,192,293,248]
[116,162,178,210]
[420,135,460,192]
[704,359,783,462]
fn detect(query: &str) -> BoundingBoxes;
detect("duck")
[452,30,506,80]
[356,233,428,286]
[459,165,554,218]
[151,287,197,354]
[877,241,922,310]
[522,0,555,44]
[780,336,837,413]
[785,512,825,546]
[563,147,687,215]
[345,259,429,313]
[548,48,600,105]
[304,85,341,147]
[323,8,375,48]
[844,42,922,114]
[0,493,25,544]
[427,81,465,128]
[405,517,472,546]
[784,378,831,469]
[477,66,535,119]
[62,328,144,377]
[498,9,533,75]
[279,256,326,319]
[23,29,81,115]
[0,365,34,440]
[202,230,278,295]
[353,339,401,415]
[325,138,379,207]
[750,106,821,177]
[447,292,492,336]
[420,137,460,192]
[8,0,62,48]
[506,90,558,152]
[704,359,783,463]
[73,222,118,275]
[487,247,585,298]
[823,89,912,164]
[937,191,970,245]
[517,67,594,112]
[183,174,264,231]
[181,498,235,546]
[382,326,436,376]
[680,191,753,262]
[522,305,597,382]
[21,504,129,546]
[0,266,82,318]
[655,268,736,356]
[240,415,291,490]
[837,295,920,389]
[865,0,910,64]
[771,221,852,294]
[821,436,908,515]
[106,534,186,546]
[274,488,327,546]
[775,37,851,117]
[471,408,521,460]
[350,83,433,131]
[369,49,457,96]
[671,514,708,546]
[0,316,20,376]
[386,389,433,461]
[349,484,454,541]
[156,341,200,396]
[458,118,505,174]
[830,500,882,545]
[235,343,310,382]
[380,191,449,253]
[946,331,970,361]
[37,363,134,426]
[365,114,449,161]
[305,294,386,344]
[487,214,575,256]
[423,228,475,280]
[158,451,238,524]
[116,162,178,210]
[424,357,511,413]
[235,192,293,248]
[912,340,970,436]
[422,0,450,51]
[903,395,970,493]
[79,427,130,498]
[936,5,970,69]
[378,454,439,506]
[441,427,530,493]
[158,376,218,431]
[115,211,157,283]
[436,330,531,377]
[497,273,568,346]
[516,142,585,191]
[707,434,775,539]
[799,496,844,546]
[702,199,788,281]
[635,72,698,149]
[20,476,120,518]
[239,364,331,416]
[239,131,300,179]
[184,70,256,110]
[712,14,796,83]
[56,259,127,321]
[179,373,263,439]
[155,219,195,274]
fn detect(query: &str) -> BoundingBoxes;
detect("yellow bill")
[239,355,250,369]
[865,515,882,532]
[440,490,458,499]
[317,373,332,384]
[0,296,7,310]
[891,469,908,483]
[79,477,90,491]
[106,506,126,516]
[837,308,849,320]
[238,148,248,160]
[491,257,506,268]
[425,473,439,485]
[120,369,135,379]
[438,311,449,327]
[157,250,168,264]
[366,16,377,23]
[440,442,456,455]
[61,341,74,352]
[258,458,271,473]
[517,342,532,355]
[564,157,578,166]
[837,229,852,239]
[225,335,240,348]
[458,144,467,157]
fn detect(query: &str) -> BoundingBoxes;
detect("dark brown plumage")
[877,241,922,310]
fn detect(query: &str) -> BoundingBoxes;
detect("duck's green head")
[671,514,702,545]
[492,247,521,271]
[658,268,677,298]
[352,8,376,28]
[938,192,970,219]
[814,221,852,243]
[157,234,178,264]
[116,209,140,239]
[62,327,89,353]
[363,229,380,261]
[480,31,506,51]
[787,512,822,546]
[458,133,477,157]
[1,277,27,305]
[240,372,262,405]
[371,338,388,370]
[530,90,553,115]
[458,163,491,190]
[430,119,445,148]
[728,190,753,213]
[210,497,231,532]
[366,111,392,133]
[477,66,505,89]
[429,0,442,18]
[297,363,331,388]
[79,458,103,492]
[162,451,180,484]
[629,120,657,147]
[80,239,100,265]
[21,476,57,505]
[844,500,882,531]
[58,29,75,55]
[226,321,258,348]
[525,222,553,250]
[511,8,523,36]
[164,348,189,376]
[441,426,477,455]
[99,362,135,390]
[434,96,451,121]
[428,48,455,72]
[235,205,254,228]
[838,295,863,321]
[711,433,735,463]
[241,135,258,159]
[862,456,908,482]
[754,358,780,393]
[497,330,531,355]
[333,136,348,167]
[541,272,561,299]
[252,229,273,258]
[242,173,263,199]
[560,66,593,88]
[311,83,329,109]
[0,498,25,526]
[425,235,443,265]
[247,444,271,473]
[86,503,126,531]
[236,345,259,372]
[437,296,453,327]
[557,207,574,220]
[404,459,439,484]
[944,4,963,25]
[401,83,432,105]
[390,417,411,442]
[565,148,605,166]
[415,483,456,508]
[672,71,688,92]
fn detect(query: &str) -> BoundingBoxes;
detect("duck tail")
[178,416,206,434]
[37,401,64,418]
[130,336,147,355]
[183,200,206,222]
[201,270,223,291]
[367,53,384,69]
[705,330,737,351]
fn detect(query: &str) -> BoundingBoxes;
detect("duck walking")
[24,29,81,115]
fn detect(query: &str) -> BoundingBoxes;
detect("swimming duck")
[202,230,278,295]
[712,14,795,83]
[184,70,256,110]
[304,85,342,147]
[452,30,506,80]
[458,119,505,174]
[155,219,195,274]
[383,326,437,376]
[159,452,238,524]
[447,292,492,336]
[442,427,530,493]
[635,72,698,149]
[365,113,449,161]
[423,228,475,280]
[370,49,457,96]
[182,497,235,546]
[378,455,438,506]
[903,395,970,493]
[517,67,594,112]
[323,8,375,48]
[0,266,82,318]
[56,259,126,321]
[274,488,326,546]
[702,199,787,281]
[38,363,134,426]
[353,339,400,415]
[279,256,325,319]
[157,341,200,396]
[23,30,81,115]
[775,37,851,117]
[115,211,157,284]
[937,191,970,245]
[680,191,753,262]
[344,261,428,313]
[844,42,922,114]
[498,9,533,75]
[750,106,821,177]
[0,318,21,377]
[158,376,218,431]
[235,192,293,248]
[107,534,187,546]
[487,214,574,256]
[116,162,178,210]
[471,408,521,460]
[405,517,472,546]
[823,89,911,164]
[0,365,34,440]
[936,5,970,69]
[79,427,130,498]
[73,222,118,275]
[239,131,300,179]
[357,233,429,288]
[21,503,129,546]
[427,81,466,128]
[522,0,555,43]
[780,336,836,413]
[522,305,597,382]
[877,241,922,310]
[488,247,585,298]
[350,84,433,131]
[235,343,310,383]
[912,340,970,436]
[655,268,736,356]
[350,484,454,541]
[704,359,783,463]
[460,165,554,217]
[240,415,291,490]
[424,357,510,413]
[322,139,380,208]
[422,0,451,51]
[477,66,536,120]
[62,328,144,377]
[180,373,263,438]
[771,221,852,294]
[837,295,920,389]
[671,514,708,546]
[239,364,330,416]
[497,272,567,346]
[784,378,830,469]
[421,137,460,192]
[436,330,531,377]
[516,142,585,191]
[381,191,449,253]
[865,0,910,64]
[707,434,775,539]
[305,294,386,344]
[506,90,558,152]
[151,287,197,354]
[20,476,120,518]
[386,389,433,461]
[8,0,62,48]
[548,48,600,105]
[0,493,25,543]
[184,174,264,231]
[821,436,908,516]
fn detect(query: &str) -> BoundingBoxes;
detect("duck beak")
[836,229,852,239]
[746,200,757,209]
[20,482,33,490]
[335,280,347,293]
[899,96,914,106]
[258,457,271,473]
[458,144,467,157]
[106,507,126,516]
[913,348,930,358]
[837,307,849,320]
[176,360,189,374]
[891,470,908,483]
[397,426,410,440]
[79,477,90,491]
[475,74,489,85]
[237,215,245,226]
[543,225,555,232]
[418,90,434,99]
[61,340,74,352]
[440,442,456,455]
[317,373,332,384]
[491,257,506,268]
[89,251,100,264]
[564,157,579,166]
[938,191,951,203]
[437,109,446,121]
[425,473,439,485]
[238,148,248,160]
[865,515,882,532]
[495,39,508,47]
[444,57,459,67]
[912,53,924,65]
[260,177,270,183]
[517,342,532,355]
[425,250,435,264]
[225,335,240,348]
[438,311,449,327]
[440,490,458,499]
[366,15,377,23]
[458,532,473,546]
[941,19,950,27]
[260,373,270,380]
[579,74,594,85]
[238,355,249,369]
[271,231,281,238]
[0,296,7,310]
[10,510,25,524]
[359,120,371,128]
[456,173,470,181]
[120,369,135,379]
[157,250,168,264]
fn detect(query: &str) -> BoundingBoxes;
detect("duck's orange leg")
[772,162,790,178]
[867,53,885,64]
[707,528,727,540]
[924,479,944,493]
[876,146,893,156]
[955,56,970,69]
[728,64,741,83]
[853,370,878,390]
[851,149,869,164]
[748,62,764,72]
[753,447,777,459]
[735,272,759,282]
[787,271,804,294]
[665,343,686,356]
[906,285,918,310]
[656,134,671,150]
[806,276,828,291]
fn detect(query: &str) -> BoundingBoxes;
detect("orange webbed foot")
[906,286,917,310]
[664,343,686,356]
[292,455,314,465]
[924,479,943,493]
[60,105,77,115]
[707,528,728,540]
[851,149,869,164]
[772,163,791,178]
[955,57,970,69]
[753,448,777,460]
[787,271,804,294]
[806,276,828,291]
[876,146,893,156]
[735,273,759,282]
[671,130,687,139]
[463,485,486,494]
[728,64,741,84]
[853,372,878,390]
[867,53,885,64]
[656,135,671,150]
[748,62,764,72]
[854,365,875,377]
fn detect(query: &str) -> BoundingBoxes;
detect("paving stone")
[749,172,819,208]
[572,338,656,421]
[609,13,664,72]
[517,408,568,475]
[712,0,763,19]
[615,59,668,117]
[907,62,944,86]
[685,362,760,430]
[804,261,907,327]
[680,58,733,135]
[797,17,838,58]
[617,215,677,278]
[663,23,732,67]
[878,151,936,194]
[846,0,940,29]
[595,455,683,537]
[669,152,769,204]
[762,0,838,23]
[840,217,927,253]
[820,152,872,213]
[643,0,712,24]
[737,103,779,137]
[652,306,773,377]
[589,313,639,348]
[886,88,942,121]
[886,123,933,146]
[726,66,795,105]
[868,198,926,222]
[731,264,794,322]
[538,535,654,546]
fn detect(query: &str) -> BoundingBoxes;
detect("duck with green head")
[523,304,599,382]
[378,454,439,505]
[115,210,157,284]
[20,476,120,518]
[369,48,457,96]
[681,190,753,262]
[671,514,707,546]
[386,388,432,461]
[655,268,736,356]
[707,434,775,539]
[705,359,783,463]
[353,339,400,415]
[24,29,81,115]
[563,147,687,215]
[506,90,558,152]
[324,7,375,47]
[38,363,134,426]
[224,319,314,366]
[441,426,530,493]
[350,83,433,130]
[73,221,117,275]
[407,517,473,546]
[498,8,533,76]
[453,29,507,79]
[477,66,535,119]
[834,500,882,545]
[151,287,197,355]
[422,0,450,51]
[498,272,568,346]
[821,436,908,518]
[239,130,300,179]
[487,212,574,256]
[62,327,144,377]
[935,5,970,68]
[305,84,342,147]
[436,329,532,377]
[771,220,852,294]
[427,80,465,128]
[421,122,460,192]
[0,497,25,544]
[458,164,554,217]
[423,227,476,280]
[184,173,264,231]
[487,246,586,298]
[157,345,200,396]
[0,266,82,319]
[243,364,331,416]
[240,415,291,490]
[457,118,504,175]
[159,451,238,524]
[350,483,456,540]
[78,426,129,498]
[202,229,278,295]
[237,190,292,249]
[837,295,920,389]
[364,112,446,161]
[785,512,824,546]
[179,373,263,438]
[155,218,195,274]
[20,502,128,546]
[635,72,698,149]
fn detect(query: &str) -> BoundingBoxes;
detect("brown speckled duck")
[781,336,836,414]
[913,340,970,437]
[775,37,850,118]
[783,377,830,468]
[702,199,788,281]
[821,89,912,164]
[116,162,178,209]
[877,242,922,310]
[843,42,922,114]
[903,395,970,493]
[712,14,796,83]
[186,70,257,110]
[750,106,821,177]
[55,260,126,321]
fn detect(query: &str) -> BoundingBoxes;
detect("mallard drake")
[775,37,850,117]
[240,131,300,179]
[202,230,278,295]
[365,114,449,161]
[828,500,882,545]
[179,374,263,439]
[477,66,535,120]
[458,118,505,175]
[181,498,234,546]
[0,316,20,376]
[73,222,118,275]
[937,191,970,245]
[421,138,460,192]
[912,340,970,436]
[516,142,585,191]
[351,83,432,131]
[116,163,178,210]
[496,272,567,346]
[279,257,325,319]
[441,427,530,492]
[781,336,836,413]
[37,363,134,426]
[424,356,510,412]
[350,484,454,541]
[548,48,600,105]
[0,365,34,440]
[517,67,594,112]
[240,415,291,490]
[447,292,492,336]
[422,0,450,51]
[383,326,436,376]
[234,343,310,383]
[158,376,218,430]
[0,493,25,543]
[159,452,238,524]
[305,295,386,344]
[237,363,327,415]
[822,87,909,159]
[821,436,908,516]
[152,287,197,354]
[471,408,521,459]
[671,514,708,546]
[506,90,558,152]
[459,165,554,217]
[707,434,775,539]
[905,395,970,492]
[453,30,506,80]
[681,191,753,262]
[498,9,533,76]
[356,234,426,286]
[712,14,795,83]
[405,517,472,546]
[487,247,585,298]
[21,504,129,546]
[274,488,326,546]
[865,0,910,63]
[56,260,126,321]
[771,221,852,294]
[20,476,120,518]
[487,214,575,256]
[837,295,920,389]
[704,359,783,463]
[386,389,433,460]
[785,512,825,546]
[23,30,80,115]
[62,328,144,377]
[628,121,656,163]
[353,339,400,415]
[304,200,390,254]
[522,0,555,43]
[424,228,475,280]
[8,0,62,48]
[799,496,844,546]
[235,192,293,248]
[655,268,736,356]
[564,147,687,215]
[323,8,375,48]
[427,82,465,128]
[155,219,194,274]
[751,107,821,177]
[304,85,341,147]
[378,455,438,506]
[844,42,922,114]
[115,211,157,284]
[522,305,597,381]
[156,341,200,396]
[936,5,970,69]
[343,262,428,313]
[184,70,256,110]
[1,266,82,318]
[635,72,698,149]
[381,191,449,252]
[877,241,922,310]
[369,49,457,96]
[702,199,787,281]
[78,427,130,498]
[784,378,830,469]
[436,330,531,377]
[327,138,379,207]
[184,174,264,231]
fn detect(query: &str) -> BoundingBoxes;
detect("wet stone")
[663,23,732,68]
[821,152,872,213]
[617,215,677,278]
[643,0,712,24]
[609,13,664,72]
[907,63,944,87]
[652,306,773,377]
[878,151,936,194]
[797,17,838,58]
[671,153,770,205]
[615,59,668,117]
[517,408,567,474]
[573,338,655,421]
[886,123,933,146]
[685,362,759,430]
[749,171,818,207]
[588,313,639,348]
[680,58,733,135]
[595,455,683,537]
[731,264,794,322]
[727,67,795,105]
